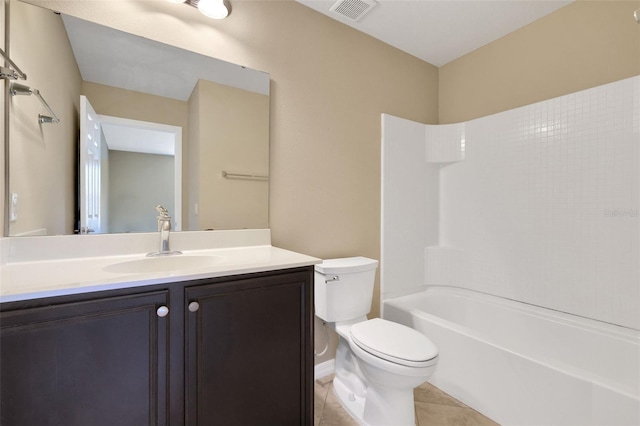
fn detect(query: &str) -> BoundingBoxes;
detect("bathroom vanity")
[0,231,319,426]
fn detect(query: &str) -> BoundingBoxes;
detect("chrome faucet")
[147,205,182,257]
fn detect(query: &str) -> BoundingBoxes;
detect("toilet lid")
[350,318,438,367]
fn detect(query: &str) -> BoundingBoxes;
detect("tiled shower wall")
[381,76,639,330]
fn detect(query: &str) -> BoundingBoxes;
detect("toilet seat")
[350,318,438,368]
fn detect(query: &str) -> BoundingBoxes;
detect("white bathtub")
[383,286,640,426]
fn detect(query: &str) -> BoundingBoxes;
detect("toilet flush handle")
[326,275,340,283]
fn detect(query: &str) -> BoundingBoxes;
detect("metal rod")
[39,115,56,124]
[32,89,60,123]
[221,170,269,181]
[0,47,27,80]
[10,82,60,124]
[9,82,31,95]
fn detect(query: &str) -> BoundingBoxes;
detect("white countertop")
[0,231,320,303]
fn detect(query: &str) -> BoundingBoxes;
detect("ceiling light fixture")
[198,0,229,19]
[166,0,230,19]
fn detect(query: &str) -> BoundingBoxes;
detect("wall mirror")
[5,0,270,237]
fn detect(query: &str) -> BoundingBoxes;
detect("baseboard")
[314,359,335,380]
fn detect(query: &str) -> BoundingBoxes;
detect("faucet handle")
[154,205,170,218]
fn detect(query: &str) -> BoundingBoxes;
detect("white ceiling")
[61,14,269,101]
[101,123,176,156]
[297,0,573,66]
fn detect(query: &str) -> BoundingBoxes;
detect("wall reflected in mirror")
[6,0,270,237]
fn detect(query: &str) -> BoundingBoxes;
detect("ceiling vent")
[329,0,377,22]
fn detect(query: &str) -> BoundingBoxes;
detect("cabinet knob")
[156,306,170,317]
[188,301,200,312]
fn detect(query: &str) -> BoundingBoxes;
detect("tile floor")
[314,375,499,426]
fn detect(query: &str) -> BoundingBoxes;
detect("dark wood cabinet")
[185,270,313,425]
[0,267,314,426]
[0,291,169,426]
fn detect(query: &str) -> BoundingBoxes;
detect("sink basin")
[103,255,225,274]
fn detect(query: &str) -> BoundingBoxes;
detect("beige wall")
[108,150,175,233]
[82,82,189,130]
[7,1,81,236]
[190,79,269,230]
[187,81,201,231]
[439,0,640,123]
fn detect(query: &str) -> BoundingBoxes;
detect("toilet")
[315,257,438,426]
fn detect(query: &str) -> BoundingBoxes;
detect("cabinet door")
[0,291,169,426]
[185,270,313,425]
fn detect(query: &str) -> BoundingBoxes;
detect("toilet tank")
[314,257,378,322]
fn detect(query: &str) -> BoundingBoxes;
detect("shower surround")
[380,76,639,424]
[381,75,639,330]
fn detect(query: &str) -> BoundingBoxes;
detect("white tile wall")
[381,115,439,301]
[381,76,640,329]
[424,246,470,287]
[425,123,466,163]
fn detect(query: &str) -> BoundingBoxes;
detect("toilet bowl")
[315,257,438,426]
